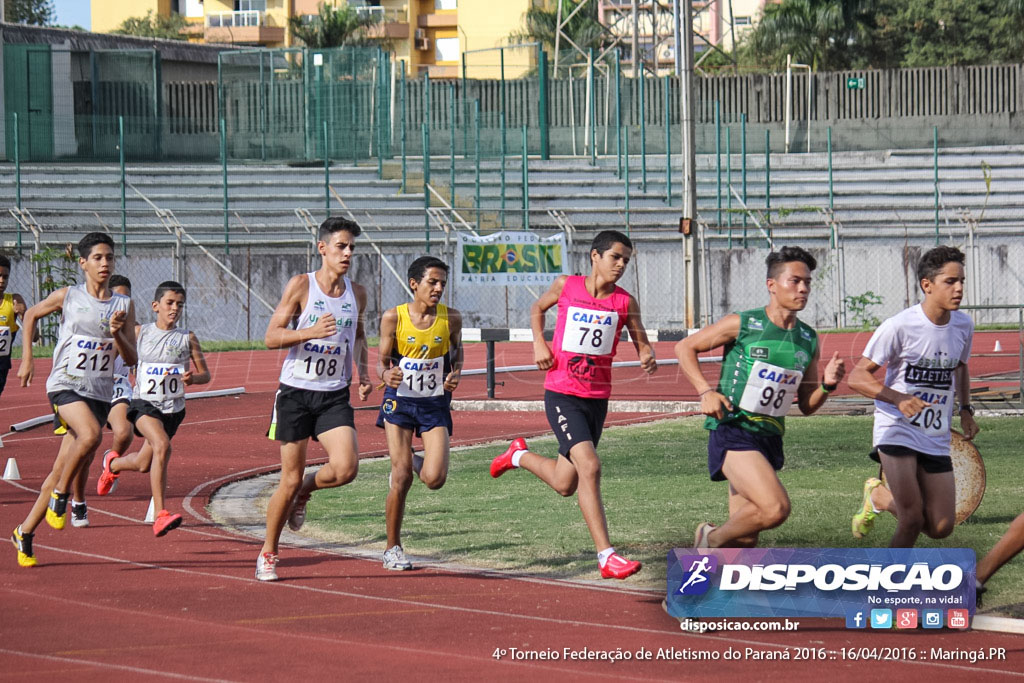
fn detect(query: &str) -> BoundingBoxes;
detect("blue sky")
[53,0,91,30]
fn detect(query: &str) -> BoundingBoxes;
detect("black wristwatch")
[821,382,838,393]
[958,404,975,416]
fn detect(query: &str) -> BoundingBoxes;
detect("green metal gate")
[4,43,53,161]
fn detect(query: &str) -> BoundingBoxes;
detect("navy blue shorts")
[544,389,608,459]
[376,393,453,436]
[706,421,785,482]
[0,356,10,397]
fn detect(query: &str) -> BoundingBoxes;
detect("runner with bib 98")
[676,246,845,549]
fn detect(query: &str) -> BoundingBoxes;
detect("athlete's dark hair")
[154,280,186,302]
[766,246,817,279]
[408,255,449,284]
[0,254,10,270]
[77,232,114,258]
[917,245,965,284]
[590,230,632,255]
[318,216,362,243]
[109,274,132,291]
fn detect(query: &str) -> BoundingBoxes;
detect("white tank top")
[278,273,358,392]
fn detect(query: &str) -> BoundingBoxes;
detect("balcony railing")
[207,10,263,28]
[354,7,407,23]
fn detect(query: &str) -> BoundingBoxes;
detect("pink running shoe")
[153,510,183,537]
[600,553,642,579]
[490,437,527,478]
[96,450,120,496]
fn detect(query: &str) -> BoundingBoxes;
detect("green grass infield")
[299,414,1023,616]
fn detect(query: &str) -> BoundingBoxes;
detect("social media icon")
[870,609,892,629]
[947,609,969,629]
[896,609,918,629]
[922,610,943,628]
[846,609,867,629]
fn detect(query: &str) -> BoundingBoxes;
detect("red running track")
[1,334,1022,680]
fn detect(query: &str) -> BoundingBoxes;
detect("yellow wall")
[92,0,169,34]
[458,0,535,78]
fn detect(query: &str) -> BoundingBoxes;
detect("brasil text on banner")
[456,231,566,285]
[666,547,976,621]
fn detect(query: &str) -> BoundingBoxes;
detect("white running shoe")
[71,502,89,528]
[382,545,413,571]
[255,552,279,581]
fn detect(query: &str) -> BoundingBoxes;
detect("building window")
[435,36,459,63]
[734,16,752,26]
[237,0,267,11]
[435,0,457,9]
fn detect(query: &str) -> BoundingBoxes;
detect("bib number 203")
[909,407,943,432]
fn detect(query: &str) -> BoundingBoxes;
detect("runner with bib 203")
[676,246,845,549]
[848,246,978,548]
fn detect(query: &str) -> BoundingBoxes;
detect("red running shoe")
[600,553,642,579]
[96,450,120,496]
[490,437,527,478]
[153,510,183,537]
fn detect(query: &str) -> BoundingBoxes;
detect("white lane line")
[0,647,235,682]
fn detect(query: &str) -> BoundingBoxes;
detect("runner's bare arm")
[377,307,401,389]
[674,314,740,419]
[955,362,979,439]
[264,274,333,349]
[17,287,68,387]
[531,275,566,370]
[353,283,372,401]
[797,350,845,415]
[185,332,211,385]
[444,308,464,391]
[624,295,656,374]
[848,356,929,418]
[110,301,138,367]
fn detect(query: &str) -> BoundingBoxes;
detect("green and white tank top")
[704,307,818,437]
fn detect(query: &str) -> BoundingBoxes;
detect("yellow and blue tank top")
[383,303,451,407]
[0,293,20,359]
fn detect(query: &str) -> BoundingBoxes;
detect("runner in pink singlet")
[489,230,657,580]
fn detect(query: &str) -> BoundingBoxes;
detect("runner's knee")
[759,499,790,529]
[420,471,446,490]
[320,461,357,487]
[390,465,413,492]
[925,517,954,539]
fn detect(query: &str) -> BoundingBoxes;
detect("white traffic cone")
[144,497,156,523]
[994,340,1003,353]
[3,457,20,481]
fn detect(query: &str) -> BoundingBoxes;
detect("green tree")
[4,0,54,25]
[880,0,1023,66]
[508,0,609,74]
[746,0,878,71]
[288,2,378,48]
[112,11,188,41]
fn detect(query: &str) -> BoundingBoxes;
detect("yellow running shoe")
[852,477,883,538]
[11,526,37,567]
[45,490,69,530]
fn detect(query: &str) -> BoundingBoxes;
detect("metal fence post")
[933,126,940,244]
[640,72,647,193]
[615,50,622,178]
[400,63,407,193]
[664,75,671,205]
[588,48,596,166]
[765,129,772,242]
[726,125,732,245]
[827,126,834,213]
[715,101,721,227]
[475,99,481,229]
[119,116,127,256]
[259,50,267,161]
[423,123,431,252]
[221,117,229,254]
[449,82,456,200]
[500,111,507,229]
[13,113,21,251]
[538,47,550,160]
[522,125,530,230]
[324,120,330,218]
[741,113,748,239]
[624,126,630,229]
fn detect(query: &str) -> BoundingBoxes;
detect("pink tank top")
[544,275,631,399]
